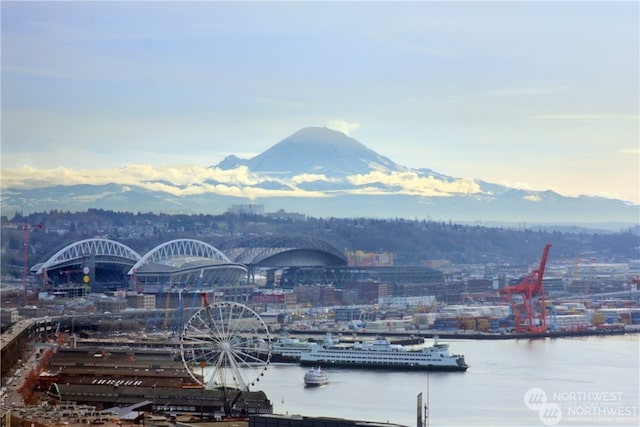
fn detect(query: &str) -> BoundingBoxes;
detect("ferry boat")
[270,334,317,362]
[271,333,339,362]
[303,366,329,386]
[298,336,468,371]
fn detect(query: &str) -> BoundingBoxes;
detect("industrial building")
[43,347,273,417]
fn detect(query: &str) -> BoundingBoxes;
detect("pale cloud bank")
[289,173,338,185]
[534,114,640,121]
[620,148,640,155]
[347,170,481,196]
[523,194,542,202]
[1,164,483,199]
[2,165,261,189]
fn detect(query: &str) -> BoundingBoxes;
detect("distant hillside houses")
[226,204,265,215]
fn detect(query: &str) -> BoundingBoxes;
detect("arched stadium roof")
[127,239,247,286]
[34,238,141,275]
[127,239,233,275]
[216,234,348,267]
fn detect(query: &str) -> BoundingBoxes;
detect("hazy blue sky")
[2,1,639,204]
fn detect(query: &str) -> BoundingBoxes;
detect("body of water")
[250,334,639,427]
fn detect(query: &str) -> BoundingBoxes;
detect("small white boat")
[304,366,329,386]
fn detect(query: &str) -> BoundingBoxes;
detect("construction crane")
[23,220,44,292]
[500,244,552,334]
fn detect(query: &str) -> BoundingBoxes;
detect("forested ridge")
[1,209,638,279]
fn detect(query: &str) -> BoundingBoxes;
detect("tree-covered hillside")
[1,209,638,279]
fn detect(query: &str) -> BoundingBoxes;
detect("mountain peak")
[215,126,402,176]
[286,126,359,144]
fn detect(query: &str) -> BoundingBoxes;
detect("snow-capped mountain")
[2,127,638,226]
[216,127,403,176]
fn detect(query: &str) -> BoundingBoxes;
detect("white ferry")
[271,333,339,362]
[303,366,329,386]
[298,336,468,371]
[271,334,315,362]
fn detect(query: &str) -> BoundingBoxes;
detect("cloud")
[1,164,483,200]
[523,194,542,202]
[325,120,360,136]
[346,170,481,196]
[534,114,639,120]
[289,173,337,185]
[1,165,262,189]
[500,180,533,190]
[0,164,330,200]
[620,148,640,155]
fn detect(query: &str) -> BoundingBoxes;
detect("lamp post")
[199,361,207,420]
[425,371,430,427]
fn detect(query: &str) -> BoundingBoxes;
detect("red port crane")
[500,244,552,334]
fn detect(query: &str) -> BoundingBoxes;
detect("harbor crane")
[23,220,44,292]
[500,244,552,334]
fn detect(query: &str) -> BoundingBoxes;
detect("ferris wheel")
[180,300,271,391]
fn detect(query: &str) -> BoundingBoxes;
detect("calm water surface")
[253,334,639,427]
